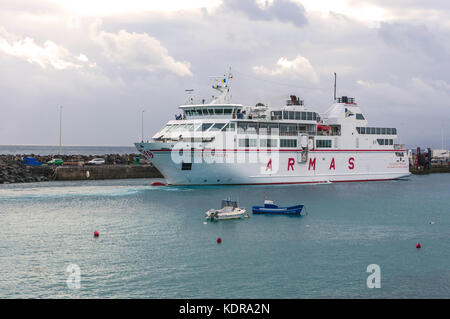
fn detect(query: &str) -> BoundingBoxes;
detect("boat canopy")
[221,199,238,208]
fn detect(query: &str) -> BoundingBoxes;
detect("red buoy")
[217,237,222,244]
[416,242,421,249]
[94,231,99,238]
[151,182,166,186]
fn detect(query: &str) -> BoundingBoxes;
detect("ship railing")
[279,131,298,136]
[316,131,341,136]
[394,144,404,150]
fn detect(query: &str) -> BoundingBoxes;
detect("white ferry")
[135,71,410,185]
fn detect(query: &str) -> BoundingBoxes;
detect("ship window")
[160,125,172,133]
[381,128,386,134]
[289,111,295,120]
[272,111,282,120]
[280,124,297,136]
[268,123,279,135]
[238,138,257,147]
[295,112,301,120]
[313,113,317,121]
[392,128,397,135]
[166,124,180,132]
[280,139,297,147]
[283,111,289,119]
[301,112,307,120]
[197,123,213,131]
[215,108,224,115]
[248,123,258,133]
[298,125,307,132]
[356,113,365,120]
[376,128,381,134]
[360,127,366,134]
[316,140,332,148]
[181,162,192,170]
[222,123,235,131]
[389,139,393,145]
[207,109,214,115]
[356,127,361,134]
[260,139,278,147]
[370,127,376,134]
[209,123,226,131]
[237,122,247,132]
[259,123,268,135]
[224,108,232,114]
[377,139,384,145]
[307,112,313,120]
[387,128,392,135]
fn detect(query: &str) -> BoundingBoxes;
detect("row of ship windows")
[238,139,334,148]
[184,108,235,116]
[231,139,336,148]
[357,127,397,135]
[238,139,298,148]
[378,139,394,145]
[271,111,318,121]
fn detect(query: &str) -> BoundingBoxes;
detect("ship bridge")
[179,104,244,119]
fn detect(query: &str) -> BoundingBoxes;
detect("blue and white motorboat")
[252,200,304,215]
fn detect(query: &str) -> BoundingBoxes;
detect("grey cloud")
[1,1,449,148]
[378,22,449,60]
[221,0,307,27]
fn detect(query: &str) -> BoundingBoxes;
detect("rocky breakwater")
[0,154,163,184]
[0,155,55,184]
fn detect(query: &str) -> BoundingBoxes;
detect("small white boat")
[205,199,249,220]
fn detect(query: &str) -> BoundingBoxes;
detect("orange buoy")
[416,242,421,249]
[217,237,222,244]
[94,230,99,238]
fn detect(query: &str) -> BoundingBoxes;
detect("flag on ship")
[345,108,354,117]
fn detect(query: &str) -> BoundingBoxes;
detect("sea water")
[0,174,449,298]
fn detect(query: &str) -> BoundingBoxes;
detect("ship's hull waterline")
[136,143,410,186]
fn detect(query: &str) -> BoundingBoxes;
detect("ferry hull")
[135,143,410,186]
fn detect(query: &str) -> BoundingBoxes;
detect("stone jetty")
[0,154,162,184]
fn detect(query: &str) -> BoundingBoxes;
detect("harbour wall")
[55,164,162,181]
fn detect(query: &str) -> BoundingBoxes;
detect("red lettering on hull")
[308,157,316,170]
[329,158,335,170]
[348,157,355,170]
[288,158,295,171]
[266,158,272,171]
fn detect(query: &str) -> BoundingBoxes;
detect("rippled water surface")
[0,174,449,298]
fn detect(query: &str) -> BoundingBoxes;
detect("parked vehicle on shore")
[47,158,63,166]
[86,158,105,165]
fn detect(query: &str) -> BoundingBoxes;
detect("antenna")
[185,89,194,104]
[334,72,337,101]
[209,67,233,104]
[59,106,62,156]
[141,109,145,142]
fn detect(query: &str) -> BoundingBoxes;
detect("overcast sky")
[0,0,449,149]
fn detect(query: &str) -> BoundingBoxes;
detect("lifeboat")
[317,124,331,131]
